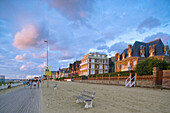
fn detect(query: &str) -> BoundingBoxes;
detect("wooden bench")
[75,90,95,108]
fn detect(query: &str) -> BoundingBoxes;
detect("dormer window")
[140,45,145,57]
[149,45,155,57]
[122,52,125,60]
[164,42,169,55]
[116,53,120,61]
[127,45,132,57]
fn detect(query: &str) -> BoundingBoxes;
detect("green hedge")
[136,58,169,75]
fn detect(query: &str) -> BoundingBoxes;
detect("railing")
[125,76,131,87]
[80,62,88,66]
[125,75,136,87]
[0,82,23,90]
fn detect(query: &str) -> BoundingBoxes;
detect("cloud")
[46,0,94,22]
[136,17,161,33]
[13,24,48,50]
[59,50,74,60]
[94,39,106,44]
[108,41,129,53]
[20,62,34,71]
[97,45,109,50]
[15,53,28,60]
[37,62,46,71]
[32,52,47,59]
[143,32,170,44]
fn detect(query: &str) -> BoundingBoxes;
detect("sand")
[41,81,170,113]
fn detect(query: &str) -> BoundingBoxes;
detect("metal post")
[47,41,49,88]
[44,41,49,88]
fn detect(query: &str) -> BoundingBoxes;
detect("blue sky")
[0,0,170,79]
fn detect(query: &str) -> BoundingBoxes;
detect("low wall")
[74,68,170,89]
[74,76,128,86]
[162,70,170,88]
[136,75,153,87]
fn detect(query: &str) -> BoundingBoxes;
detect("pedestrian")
[33,80,36,88]
[37,80,39,88]
[23,79,26,89]
[30,80,32,89]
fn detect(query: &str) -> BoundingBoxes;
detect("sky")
[0,0,170,79]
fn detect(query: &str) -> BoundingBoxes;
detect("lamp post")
[44,40,49,88]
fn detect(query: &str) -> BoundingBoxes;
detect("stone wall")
[74,68,170,89]
[162,70,170,88]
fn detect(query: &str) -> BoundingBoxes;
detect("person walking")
[23,79,26,89]
[30,80,33,89]
[37,80,39,88]
[33,80,36,88]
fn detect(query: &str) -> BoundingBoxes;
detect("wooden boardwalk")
[0,86,41,113]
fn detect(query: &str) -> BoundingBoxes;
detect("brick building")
[115,39,170,72]
[80,52,109,76]
[57,68,70,78]
[69,60,81,76]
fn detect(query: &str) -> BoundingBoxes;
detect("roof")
[118,39,165,59]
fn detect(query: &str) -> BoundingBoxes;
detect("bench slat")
[82,90,95,95]
[81,94,94,99]
[76,95,91,101]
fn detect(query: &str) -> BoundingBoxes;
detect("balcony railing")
[80,62,88,66]
[80,67,88,71]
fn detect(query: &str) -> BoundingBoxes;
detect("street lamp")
[44,40,49,88]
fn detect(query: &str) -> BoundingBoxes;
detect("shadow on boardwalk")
[0,86,40,113]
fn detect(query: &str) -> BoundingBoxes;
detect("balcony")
[80,62,88,66]
[80,67,88,71]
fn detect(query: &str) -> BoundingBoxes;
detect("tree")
[136,58,169,75]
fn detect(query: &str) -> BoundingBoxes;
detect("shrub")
[136,58,169,75]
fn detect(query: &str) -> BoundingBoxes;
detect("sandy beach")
[41,81,170,113]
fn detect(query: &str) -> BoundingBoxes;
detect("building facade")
[58,68,70,78]
[51,71,57,79]
[69,60,81,76]
[115,39,170,72]
[109,56,116,73]
[80,52,109,76]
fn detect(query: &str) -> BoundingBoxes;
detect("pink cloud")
[46,0,94,21]
[32,52,47,58]
[13,24,42,50]
[20,62,34,71]
[15,53,28,60]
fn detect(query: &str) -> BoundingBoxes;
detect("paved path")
[0,85,41,113]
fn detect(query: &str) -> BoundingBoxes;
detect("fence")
[74,67,170,89]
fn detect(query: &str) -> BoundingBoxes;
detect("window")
[105,65,108,69]
[117,64,119,69]
[133,61,136,66]
[99,70,103,74]
[91,64,94,69]
[91,70,95,74]
[122,64,124,68]
[99,65,103,69]
[100,59,102,63]
[100,55,102,57]
[129,53,131,57]
[91,59,94,63]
